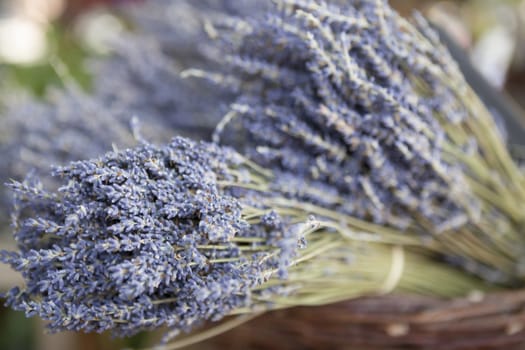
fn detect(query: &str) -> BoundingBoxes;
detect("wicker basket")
[203,291,525,350]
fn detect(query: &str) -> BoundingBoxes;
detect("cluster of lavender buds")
[92,0,280,133]
[91,0,291,140]
[0,88,143,227]
[88,33,230,134]
[0,0,249,226]
[1,134,483,343]
[1,137,314,339]
[191,0,525,284]
[2,88,147,179]
[205,0,480,234]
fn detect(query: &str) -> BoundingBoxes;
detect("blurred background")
[0,0,524,349]
[2,0,525,98]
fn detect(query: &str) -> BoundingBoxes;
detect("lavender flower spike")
[210,0,478,233]
[1,137,314,340]
[202,0,525,283]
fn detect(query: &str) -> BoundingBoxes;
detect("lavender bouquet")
[1,136,482,348]
[1,0,524,349]
[197,0,525,283]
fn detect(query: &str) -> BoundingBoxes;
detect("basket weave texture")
[206,291,525,350]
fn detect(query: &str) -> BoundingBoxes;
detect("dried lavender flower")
[89,33,229,134]
[2,135,488,348]
[1,137,312,339]
[208,0,478,233]
[199,0,525,283]
[0,87,152,227]
[89,0,276,136]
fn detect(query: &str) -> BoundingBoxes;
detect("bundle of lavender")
[195,0,525,284]
[0,0,524,349]
[0,137,483,348]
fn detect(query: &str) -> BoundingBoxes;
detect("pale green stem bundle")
[398,14,525,283]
